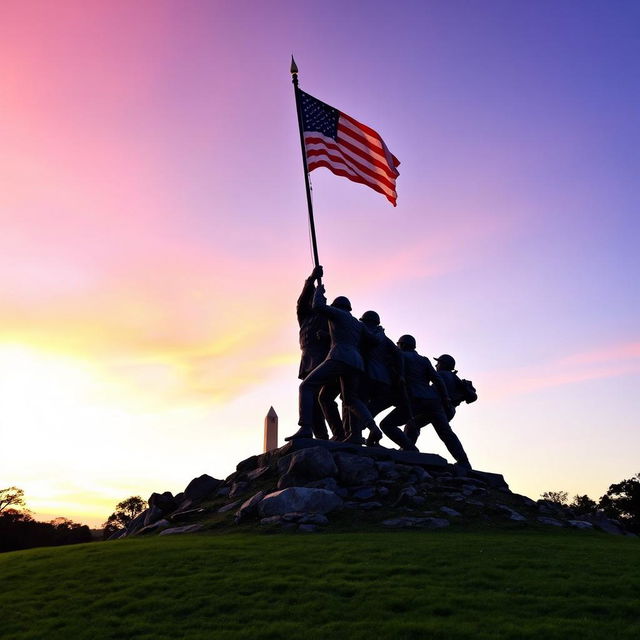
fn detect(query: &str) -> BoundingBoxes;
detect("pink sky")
[1,1,639,526]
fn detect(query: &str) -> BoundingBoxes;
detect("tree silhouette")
[569,494,597,516]
[0,509,91,552]
[540,490,568,505]
[598,472,640,533]
[0,487,26,513]
[102,496,147,539]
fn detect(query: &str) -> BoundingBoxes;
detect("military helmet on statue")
[330,296,352,312]
[434,354,456,370]
[359,310,380,325]
[397,334,416,350]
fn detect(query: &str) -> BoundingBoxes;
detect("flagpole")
[291,56,322,282]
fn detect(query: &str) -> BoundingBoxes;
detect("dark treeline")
[0,510,92,553]
[542,472,640,534]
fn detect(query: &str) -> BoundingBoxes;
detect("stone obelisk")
[263,406,278,452]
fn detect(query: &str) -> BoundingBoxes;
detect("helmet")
[331,296,352,311]
[359,310,380,325]
[434,354,456,370]
[397,334,416,350]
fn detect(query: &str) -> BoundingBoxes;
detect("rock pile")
[109,439,630,539]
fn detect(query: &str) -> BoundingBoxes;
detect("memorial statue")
[434,354,459,413]
[296,266,332,439]
[381,335,472,469]
[409,354,478,429]
[357,311,417,450]
[286,282,383,444]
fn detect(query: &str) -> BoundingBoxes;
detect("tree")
[0,486,26,513]
[102,495,147,540]
[48,517,92,545]
[569,494,597,516]
[116,496,147,520]
[598,472,640,533]
[540,490,568,505]
[0,511,91,552]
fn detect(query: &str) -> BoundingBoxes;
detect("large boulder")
[229,482,249,498]
[469,470,509,490]
[236,451,274,474]
[218,499,242,513]
[247,466,271,481]
[305,477,340,492]
[144,505,165,526]
[148,491,177,514]
[184,474,222,503]
[235,491,267,523]
[334,452,379,486]
[125,510,148,536]
[258,487,343,517]
[159,524,204,536]
[135,519,171,536]
[492,504,527,522]
[587,513,625,536]
[277,447,338,481]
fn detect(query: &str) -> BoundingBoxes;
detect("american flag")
[298,90,400,206]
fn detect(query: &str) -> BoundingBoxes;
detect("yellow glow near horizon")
[0,343,141,520]
[0,340,299,526]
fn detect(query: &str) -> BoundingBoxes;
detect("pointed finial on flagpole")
[291,55,298,87]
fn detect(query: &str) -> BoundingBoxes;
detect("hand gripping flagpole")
[291,56,322,284]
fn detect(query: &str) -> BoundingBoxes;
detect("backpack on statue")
[457,377,478,405]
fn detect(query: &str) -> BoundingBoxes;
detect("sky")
[1,0,638,527]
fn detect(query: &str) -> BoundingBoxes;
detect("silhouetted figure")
[357,311,416,450]
[381,335,471,469]
[329,310,387,443]
[286,285,382,444]
[412,354,477,428]
[434,354,461,420]
[296,266,332,439]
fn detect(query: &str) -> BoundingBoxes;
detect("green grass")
[1,530,639,639]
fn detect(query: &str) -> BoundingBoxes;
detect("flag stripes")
[305,134,397,197]
[298,90,400,206]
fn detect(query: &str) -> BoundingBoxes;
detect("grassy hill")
[1,529,638,639]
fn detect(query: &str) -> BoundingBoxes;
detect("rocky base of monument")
[109,439,631,539]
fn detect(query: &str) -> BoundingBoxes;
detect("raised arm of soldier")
[296,265,323,326]
[311,282,345,319]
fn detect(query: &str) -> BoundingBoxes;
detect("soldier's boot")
[381,424,418,452]
[452,460,472,475]
[312,406,329,440]
[365,423,384,447]
[404,420,420,445]
[312,423,329,440]
[284,426,314,441]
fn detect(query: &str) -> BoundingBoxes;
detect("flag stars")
[299,90,339,139]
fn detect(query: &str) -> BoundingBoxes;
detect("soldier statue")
[286,280,382,445]
[406,353,477,434]
[357,311,417,450]
[381,335,472,470]
[296,266,332,439]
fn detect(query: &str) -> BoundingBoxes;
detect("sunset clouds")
[483,340,640,400]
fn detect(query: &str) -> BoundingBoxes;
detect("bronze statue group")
[286,266,477,471]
